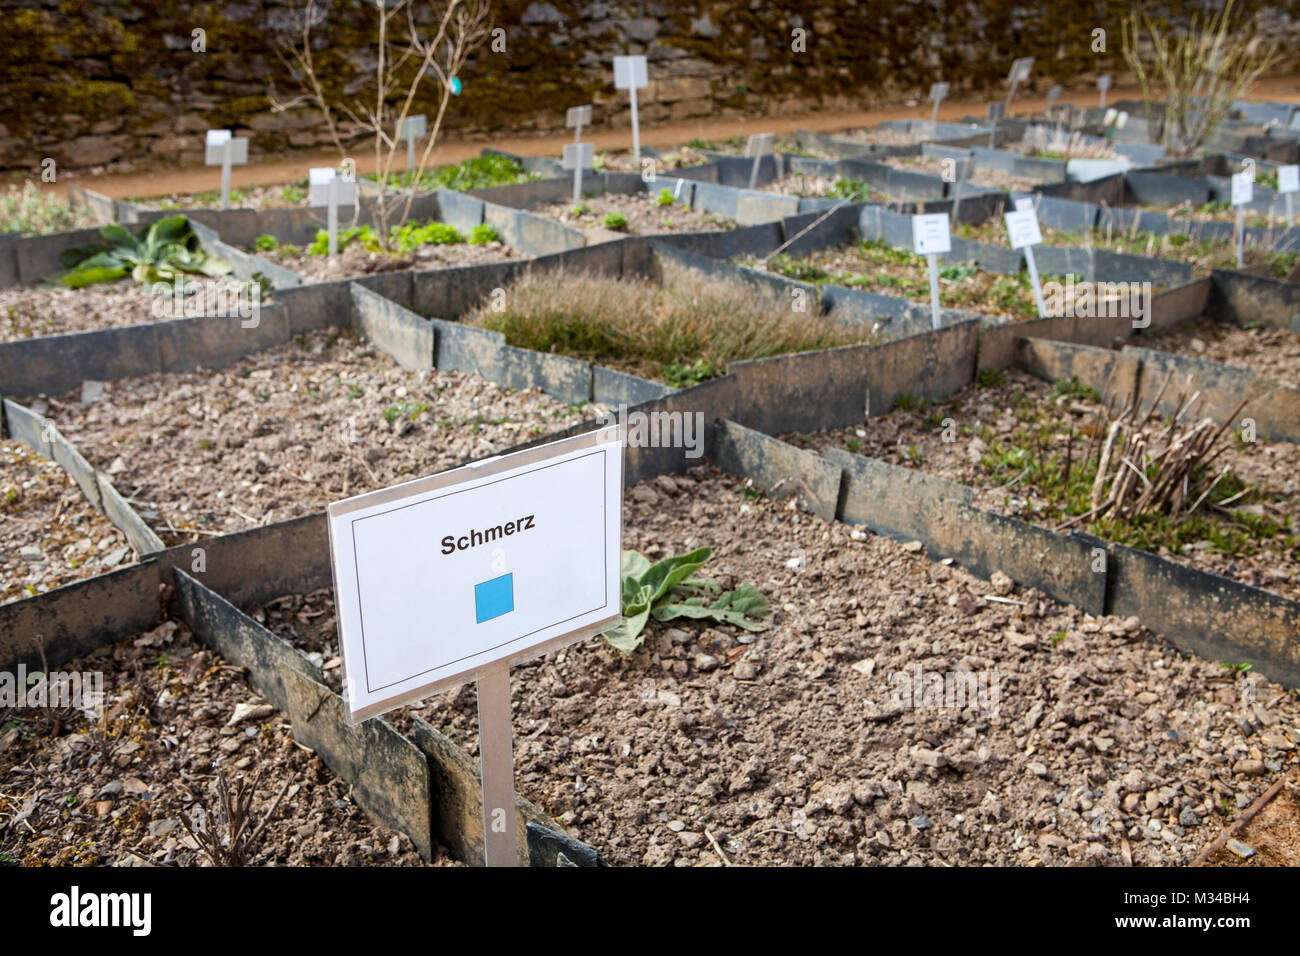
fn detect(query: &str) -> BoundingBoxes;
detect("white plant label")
[1014,196,1035,212]
[1231,172,1254,206]
[203,130,247,166]
[1005,208,1043,248]
[563,143,594,170]
[912,213,952,256]
[613,55,648,90]
[1008,57,1034,85]
[328,427,623,722]
[566,105,593,129]
[1277,165,1299,194]
[308,167,356,207]
[930,82,949,103]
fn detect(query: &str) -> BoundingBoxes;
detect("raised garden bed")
[129,181,312,212]
[0,620,453,866]
[955,218,1299,278]
[42,328,591,546]
[529,191,734,239]
[247,227,518,284]
[247,465,1300,866]
[1137,317,1300,383]
[786,366,1300,601]
[0,436,134,605]
[742,240,1049,324]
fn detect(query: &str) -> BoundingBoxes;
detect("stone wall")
[1,0,1298,172]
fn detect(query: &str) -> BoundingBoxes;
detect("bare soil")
[254,466,1300,866]
[0,277,256,343]
[254,236,519,284]
[531,191,734,238]
[0,438,134,605]
[882,154,1041,194]
[1136,318,1300,386]
[41,328,592,546]
[0,622,456,866]
[787,367,1300,601]
[129,182,309,212]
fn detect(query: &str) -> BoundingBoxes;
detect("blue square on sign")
[474,573,514,624]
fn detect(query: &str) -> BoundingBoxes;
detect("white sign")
[930,82,949,102]
[912,213,952,255]
[328,428,623,722]
[1231,171,1254,206]
[1046,85,1062,106]
[744,132,774,158]
[1005,207,1043,248]
[1277,164,1299,194]
[613,55,648,90]
[566,105,593,128]
[1098,74,1111,91]
[397,115,427,140]
[1014,196,1035,212]
[563,142,594,170]
[308,167,356,207]
[1008,57,1034,85]
[203,131,248,166]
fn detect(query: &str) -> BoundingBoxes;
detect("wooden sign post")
[204,130,249,210]
[613,55,649,167]
[327,427,624,867]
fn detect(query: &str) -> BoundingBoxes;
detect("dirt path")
[63,75,1300,201]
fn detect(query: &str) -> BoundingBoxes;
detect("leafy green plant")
[656,188,675,206]
[52,215,233,288]
[663,357,723,388]
[603,547,772,652]
[307,224,380,256]
[281,183,307,204]
[469,223,499,245]
[1,183,87,235]
[572,201,590,216]
[254,234,279,252]
[603,212,628,231]
[685,138,716,151]
[389,219,463,253]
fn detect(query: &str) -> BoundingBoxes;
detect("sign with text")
[566,105,593,129]
[1004,207,1043,248]
[912,213,952,255]
[328,427,623,722]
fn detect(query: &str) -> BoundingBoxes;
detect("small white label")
[912,213,952,256]
[398,114,427,139]
[1014,196,1035,212]
[744,132,774,158]
[206,129,231,147]
[1008,57,1034,84]
[1005,208,1042,248]
[613,55,648,90]
[308,167,356,206]
[562,142,594,170]
[1231,171,1254,206]
[1098,74,1111,91]
[566,105,593,128]
[930,82,949,102]
[1278,165,1300,194]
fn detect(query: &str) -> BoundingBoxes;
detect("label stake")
[477,662,517,867]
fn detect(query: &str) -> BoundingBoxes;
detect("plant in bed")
[1,183,91,236]
[51,215,234,288]
[603,546,772,652]
[464,269,878,383]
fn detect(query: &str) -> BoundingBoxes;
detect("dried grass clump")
[464,268,876,383]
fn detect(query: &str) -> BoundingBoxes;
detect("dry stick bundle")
[1056,375,1249,531]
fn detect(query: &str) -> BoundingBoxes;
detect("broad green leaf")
[639,546,712,605]
[98,223,136,249]
[621,549,652,582]
[145,215,191,248]
[651,583,772,632]
[60,265,128,287]
[603,601,652,652]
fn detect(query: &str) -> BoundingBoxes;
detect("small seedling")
[603,211,628,231]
